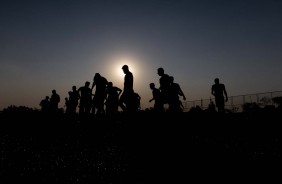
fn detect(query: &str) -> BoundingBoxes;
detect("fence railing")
[181,91,282,112]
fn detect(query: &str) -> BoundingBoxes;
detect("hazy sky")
[1,0,282,110]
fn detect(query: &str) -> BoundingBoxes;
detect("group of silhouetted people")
[149,67,186,113]
[39,65,141,116]
[39,65,229,116]
[39,89,61,114]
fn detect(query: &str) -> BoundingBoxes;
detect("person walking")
[149,83,164,112]
[119,65,134,112]
[211,78,228,113]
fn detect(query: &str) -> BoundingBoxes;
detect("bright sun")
[114,57,137,78]
[104,53,142,87]
[116,65,125,77]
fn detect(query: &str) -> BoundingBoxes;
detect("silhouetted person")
[157,67,171,106]
[50,89,60,113]
[149,83,164,112]
[69,85,80,113]
[168,76,186,112]
[119,65,134,112]
[39,96,50,113]
[91,73,108,115]
[78,81,92,116]
[66,91,78,114]
[64,97,71,114]
[105,82,122,115]
[211,78,228,113]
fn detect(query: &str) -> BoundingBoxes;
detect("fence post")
[243,95,245,105]
[270,92,273,105]
[231,96,233,106]
[201,98,203,109]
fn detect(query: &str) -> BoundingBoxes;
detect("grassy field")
[0,109,281,183]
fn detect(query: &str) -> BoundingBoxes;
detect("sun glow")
[112,56,138,80]
[116,64,136,78]
[103,53,145,93]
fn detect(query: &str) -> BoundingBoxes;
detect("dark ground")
[0,109,282,183]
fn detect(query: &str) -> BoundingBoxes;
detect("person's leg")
[119,93,126,111]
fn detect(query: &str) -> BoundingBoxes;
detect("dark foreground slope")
[0,109,281,183]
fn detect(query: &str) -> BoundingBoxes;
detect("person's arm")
[149,90,155,102]
[91,82,96,91]
[177,84,186,100]
[77,87,81,94]
[179,88,186,101]
[180,100,184,109]
[77,92,81,99]
[116,87,122,96]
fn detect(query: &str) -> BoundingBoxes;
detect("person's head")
[122,65,129,74]
[52,89,56,94]
[94,73,101,81]
[214,78,219,84]
[45,96,49,100]
[85,81,90,87]
[149,83,155,89]
[72,86,76,91]
[157,67,164,76]
[108,82,113,87]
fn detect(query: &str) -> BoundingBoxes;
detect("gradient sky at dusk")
[1,0,282,110]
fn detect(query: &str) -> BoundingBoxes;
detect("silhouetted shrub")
[189,105,203,113]
[2,105,35,114]
[242,102,260,112]
[272,96,282,107]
